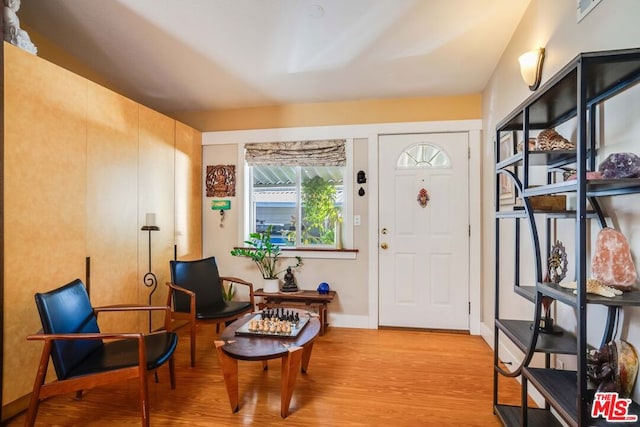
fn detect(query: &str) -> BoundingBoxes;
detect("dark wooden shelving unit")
[493,48,640,426]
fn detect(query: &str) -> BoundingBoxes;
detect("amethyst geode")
[598,152,640,178]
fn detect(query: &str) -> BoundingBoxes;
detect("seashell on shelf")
[535,128,575,151]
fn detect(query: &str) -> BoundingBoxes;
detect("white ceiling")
[19,0,530,114]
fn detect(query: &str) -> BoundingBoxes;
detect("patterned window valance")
[245,139,346,166]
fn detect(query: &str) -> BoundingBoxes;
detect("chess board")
[235,312,310,338]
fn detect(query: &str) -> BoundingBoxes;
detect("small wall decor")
[206,165,236,197]
[211,200,231,228]
[417,188,430,208]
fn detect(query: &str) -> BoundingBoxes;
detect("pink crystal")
[565,171,603,181]
[592,228,637,290]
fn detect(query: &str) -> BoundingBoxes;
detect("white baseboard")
[480,321,545,408]
[331,314,483,332]
[329,313,372,329]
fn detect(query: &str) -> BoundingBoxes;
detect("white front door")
[378,133,469,330]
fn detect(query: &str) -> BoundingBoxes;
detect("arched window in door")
[396,143,451,169]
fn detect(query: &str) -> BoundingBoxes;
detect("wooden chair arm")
[166,282,195,297]
[220,276,255,307]
[220,276,253,287]
[94,305,173,331]
[27,331,144,341]
[94,305,171,313]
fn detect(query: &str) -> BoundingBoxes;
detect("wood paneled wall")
[86,80,140,332]
[175,121,202,262]
[2,43,202,411]
[4,43,88,406]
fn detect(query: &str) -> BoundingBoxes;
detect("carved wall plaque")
[206,165,236,197]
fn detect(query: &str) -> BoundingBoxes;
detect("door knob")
[380,242,388,250]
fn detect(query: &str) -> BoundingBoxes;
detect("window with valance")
[244,140,347,248]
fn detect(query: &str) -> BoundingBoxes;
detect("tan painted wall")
[172,95,481,131]
[202,139,370,318]
[2,42,202,411]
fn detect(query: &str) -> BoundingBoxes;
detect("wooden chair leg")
[169,356,176,389]
[190,318,197,367]
[139,370,150,427]
[25,388,41,427]
[26,343,52,426]
[25,393,40,427]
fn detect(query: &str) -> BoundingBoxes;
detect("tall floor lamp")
[142,213,159,332]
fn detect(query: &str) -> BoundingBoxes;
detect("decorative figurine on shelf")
[538,295,556,334]
[281,267,298,293]
[548,241,568,284]
[587,340,639,401]
[3,0,37,55]
[535,128,574,151]
[317,282,330,295]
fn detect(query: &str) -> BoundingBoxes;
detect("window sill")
[283,248,358,260]
[232,247,359,260]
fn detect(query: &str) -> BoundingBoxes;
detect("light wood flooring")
[7,323,522,426]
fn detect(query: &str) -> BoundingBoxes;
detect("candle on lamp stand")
[145,213,156,227]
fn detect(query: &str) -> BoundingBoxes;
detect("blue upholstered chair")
[26,279,177,427]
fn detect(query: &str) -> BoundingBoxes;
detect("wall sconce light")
[518,48,545,91]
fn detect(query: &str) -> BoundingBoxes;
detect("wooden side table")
[254,289,336,335]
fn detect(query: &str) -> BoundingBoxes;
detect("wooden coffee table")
[214,309,321,418]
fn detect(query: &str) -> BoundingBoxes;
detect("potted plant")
[230,225,303,293]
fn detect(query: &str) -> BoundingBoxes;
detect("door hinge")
[468,225,471,236]
[469,302,471,314]
[468,146,471,159]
